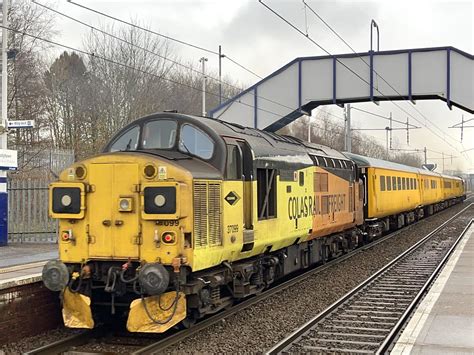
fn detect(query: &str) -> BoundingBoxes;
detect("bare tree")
[83,23,173,139]
[7,0,56,148]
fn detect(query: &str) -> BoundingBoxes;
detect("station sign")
[0,149,17,171]
[7,120,35,129]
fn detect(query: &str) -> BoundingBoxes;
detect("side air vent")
[193,182,208,247]
[208,183,222,246]
[193,181,222,248]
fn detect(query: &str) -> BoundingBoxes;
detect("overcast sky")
[51,0,473,172]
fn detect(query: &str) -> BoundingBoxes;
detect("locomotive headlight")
[144,187,176,214]
[154,194,166,207]
[50,183,85,219]
[52,187,81,214]
[61,194,72,207]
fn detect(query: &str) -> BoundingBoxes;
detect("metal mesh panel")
[208,183,222,246]
[193,182,208,248]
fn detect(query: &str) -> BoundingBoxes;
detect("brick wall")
[0,282,62,345]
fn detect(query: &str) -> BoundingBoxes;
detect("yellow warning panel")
[126,291,186,333]
[62,288,94,329]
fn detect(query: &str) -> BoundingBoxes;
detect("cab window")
[110,125,139,152]
[142,120,177,149]
[226,144,242,180]
[179,124,214,160]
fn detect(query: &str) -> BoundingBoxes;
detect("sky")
[48,0,473,172]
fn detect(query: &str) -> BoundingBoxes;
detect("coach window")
[257,168,277,220]
[226,144,242,180]
[392,176,397,190]
[401,177,405,190]
[387,176,392,191]
[110,125,139,152]
[380,175,386,191]
[414,179,417,189]
[397,177,401,190]
[411,178,414,190]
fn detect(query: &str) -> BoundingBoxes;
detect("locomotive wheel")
[180,310,199,329]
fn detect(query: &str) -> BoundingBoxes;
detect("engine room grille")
[193,181,222,248]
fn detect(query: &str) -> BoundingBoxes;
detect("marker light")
[118,197,133,212]
[162,233,175,244]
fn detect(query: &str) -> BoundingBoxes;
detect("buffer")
[209,46,473,132]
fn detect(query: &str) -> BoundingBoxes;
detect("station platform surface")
[0,243,57,288]
[392,222,474,354]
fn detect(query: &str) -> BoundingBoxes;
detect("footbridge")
[209,46,473,132]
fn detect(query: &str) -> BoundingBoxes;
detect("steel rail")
[132,202,470,354]
[266,203,473,354]
[23,330,97,355]
[376,218,473,354]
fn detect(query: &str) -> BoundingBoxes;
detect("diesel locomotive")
[42,112,465,332]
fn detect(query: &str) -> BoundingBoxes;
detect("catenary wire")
[31,1,317,122]
[302,0,465,149]
[351,107,419,128]
[67,0,263,79]
[0,24,286,120]
[33,1,315,119]
[55,0,422,139]
[260,0,464,155]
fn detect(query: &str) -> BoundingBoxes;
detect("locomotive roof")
[114,112,350,162]
[344,152,461,180]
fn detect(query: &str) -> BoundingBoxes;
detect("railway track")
[267,203,473,355]
[24,202,472,355]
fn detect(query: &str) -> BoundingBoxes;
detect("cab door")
[222,140,244,251]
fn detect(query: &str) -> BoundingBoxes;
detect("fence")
[6,147,75,243]
[8,179,58,243]
[15,147,75,178]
